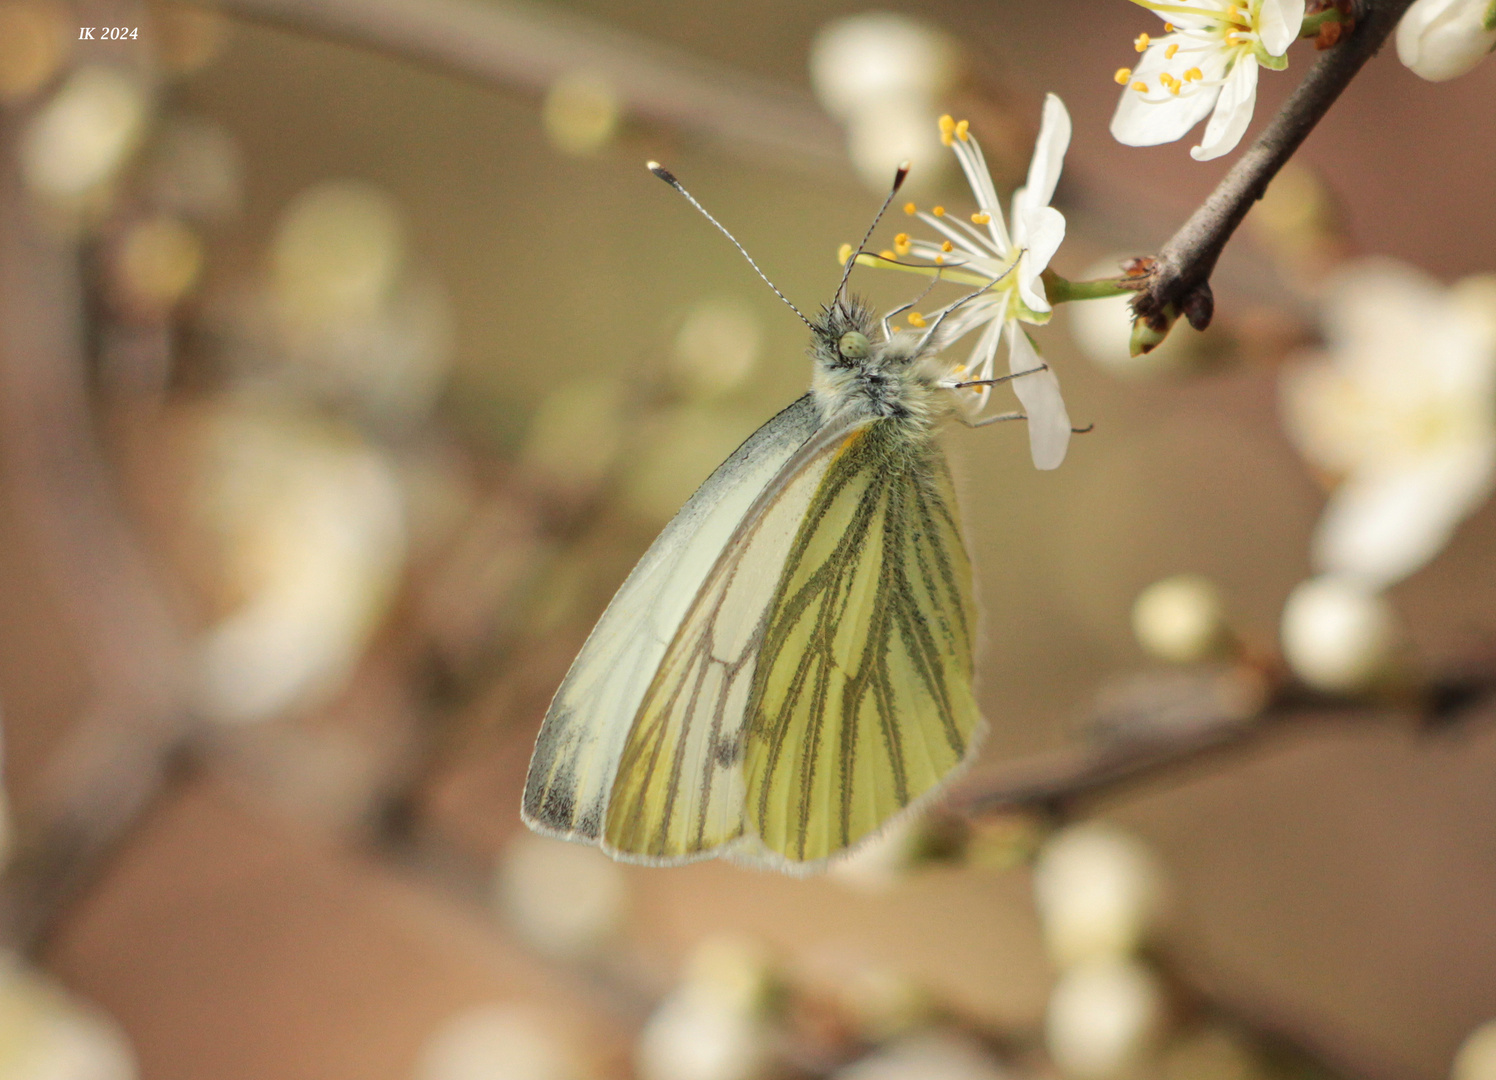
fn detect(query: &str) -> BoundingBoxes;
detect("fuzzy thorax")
[809,297,968,429]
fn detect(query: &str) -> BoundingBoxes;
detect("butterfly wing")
[601,413,872,862]
[523,394,822,844]
[743,419,984,865]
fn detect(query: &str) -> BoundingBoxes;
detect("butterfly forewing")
[523,395,822,844]
[602,415,871,861]
[743,420,984,864]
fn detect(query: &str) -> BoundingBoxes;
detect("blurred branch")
[0,114,192,953]
[1133,0,1417,330]
[182,0,848,175]
[955,668,1496,820]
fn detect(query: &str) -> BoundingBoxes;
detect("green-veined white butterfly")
[522,147,1067,872]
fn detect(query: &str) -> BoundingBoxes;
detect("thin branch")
[183,0,848,175]
[954,670,1496,820]
[1133,0,1417,330]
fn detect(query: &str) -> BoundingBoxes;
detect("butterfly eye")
[838,331,870,359]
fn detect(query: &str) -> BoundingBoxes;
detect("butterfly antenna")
[647,161,813,330]
[834,160,911,307]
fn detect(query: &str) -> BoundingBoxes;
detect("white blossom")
[1131,574,1228,663]
[1046,959,1167,1080]
[1281,260,1496,587]
[1033,823,1165,968]
[882,96,1074,469]
[1110,0,1306,162]
[1452,1020,1496,1080]
[1397,0,1496,80]
[1280,574,1397,694]
[418,1004,579,1080]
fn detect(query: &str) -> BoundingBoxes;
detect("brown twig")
[182,0,848,175]
[955,670,1496,820]
[1133,0,1417,332]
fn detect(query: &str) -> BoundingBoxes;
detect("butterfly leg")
[960,410,1025,428]
[960,410,1095,433]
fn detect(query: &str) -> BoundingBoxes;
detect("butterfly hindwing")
[743,419,984,864]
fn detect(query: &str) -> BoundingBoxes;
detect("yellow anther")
[933,254,945,265]
[1165,22,1175,31]
[939,113,956,146]
[1165,43,1179,58]
[1132,81,1148,92]
[1134,32,1150,51]
[907,312,927,328]
[889,324,901,333]
[955,119,970,142]
[1114,67,1133,84]
[941,240,953,252]
[1159,72,1179,91]
[932,206,945,217]
[837,243,853,266]
[1185,66,1203,81]
[879,249,896,261]
[971,212,991,225]
[903,201,917,215]
[1168,81,1181,94]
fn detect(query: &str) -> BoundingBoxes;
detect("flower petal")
[1190,56,1259,161]
[1256,0,1307,56]
[1396,0,1496,80]
[1110,39,1222,147]
[1015,205,1066,313]
[1313,440,1496,586]
[1008,322,1071,470]
[1014,94,1071,223]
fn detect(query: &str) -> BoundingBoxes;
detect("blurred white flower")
[636,939,775,1080]
[272,180,404,327]
[672,298,762,398]
[0,958,137,1080]
[211,181,453,426]
[21,66,148,201]
[1111,0,1305,162]
[833,1032,1012,1080]
[111,215,204,316]
[881,96,1074,468]
[417,1004,578,1080]
[1033,823,1164,968]
[1132,574,1228,664]
[1046,959,1167,1080]
[192,404,406,724]
[1453,1019,1496,1080]
[1281,260,1496,587]
[495,833,627,958]
[543,70,620,156]
[1280,574,1397,694]
[810,13,960,191]
[811,13,959,119]
[1397,0,1496,80]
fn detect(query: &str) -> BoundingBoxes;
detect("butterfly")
[522,160,1054,872]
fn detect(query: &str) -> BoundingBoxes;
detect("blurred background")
[0,1,1495,1079]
